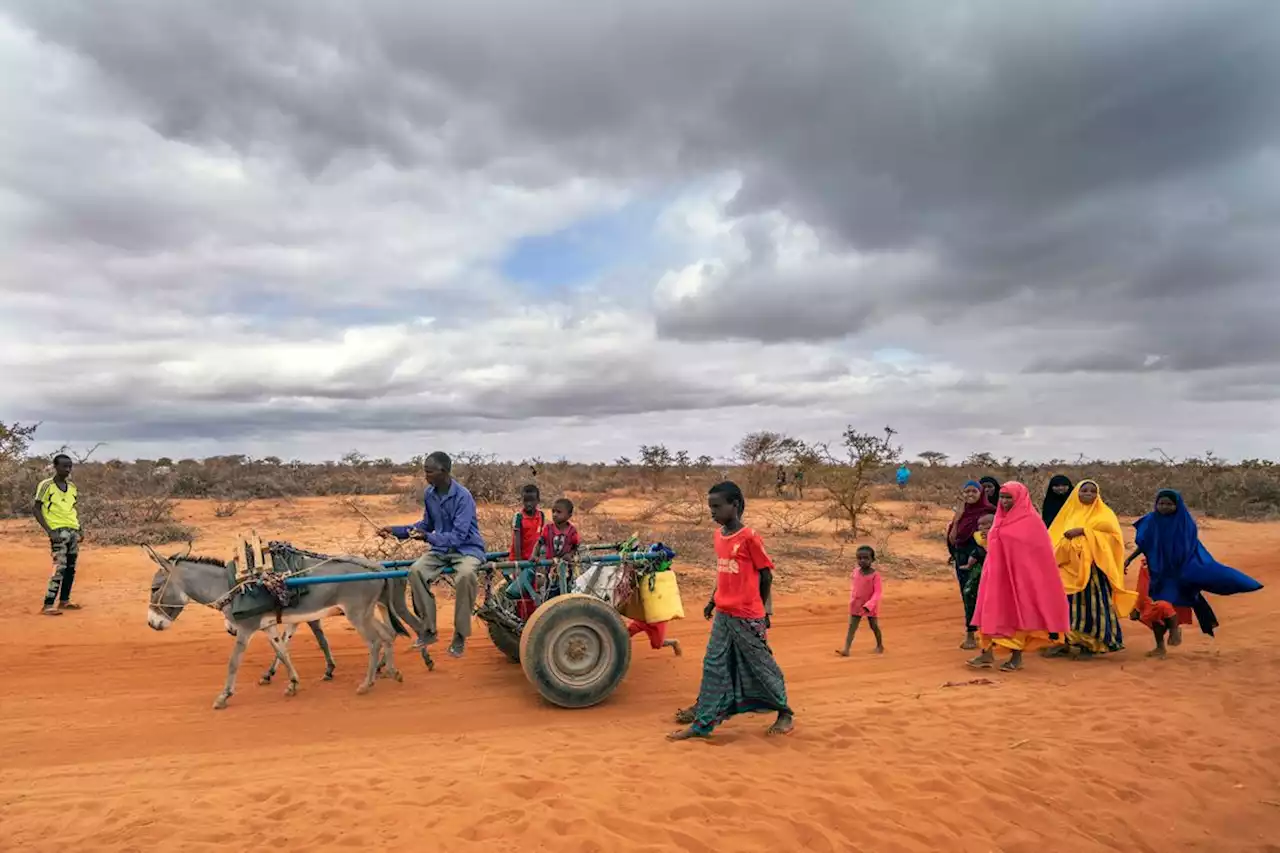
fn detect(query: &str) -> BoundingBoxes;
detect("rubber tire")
[519,593,631,709]
[487,620,522,663]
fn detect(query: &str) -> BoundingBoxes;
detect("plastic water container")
[638,570,685,623]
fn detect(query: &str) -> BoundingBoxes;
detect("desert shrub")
[77,493,195,545]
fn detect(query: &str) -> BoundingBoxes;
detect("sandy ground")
[2,496,1279,852]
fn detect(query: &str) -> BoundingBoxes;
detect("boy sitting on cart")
[508,498,580,603]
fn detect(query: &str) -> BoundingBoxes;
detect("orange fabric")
[1134,560,1193,629]
[628,619,668,649]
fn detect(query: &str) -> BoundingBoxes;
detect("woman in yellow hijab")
[1045,480,1137,657]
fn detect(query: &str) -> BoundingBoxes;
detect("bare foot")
[1145,647,1167,659]
[56,601,82,610]
[874,646,885,655]
[1169,625,1183,647]
[667,727,710,742]
[835,649,850,657]
[40,607,62,616]
[960,633,978,651]
[669,640,683,657]
[767,713,795,736]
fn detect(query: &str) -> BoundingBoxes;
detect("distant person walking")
[1046,480,1136,658]
[775,465,787,497]
[895,464,911,488]
[35,453,84,615]
[793,468,805,500]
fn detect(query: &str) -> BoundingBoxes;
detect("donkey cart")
[284,539,682,709]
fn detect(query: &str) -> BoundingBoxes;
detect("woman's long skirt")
[1066,566,1125,653]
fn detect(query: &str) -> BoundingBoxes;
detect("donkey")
[143,545,422,710]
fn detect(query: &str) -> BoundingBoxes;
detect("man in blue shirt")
[379,451,486,658]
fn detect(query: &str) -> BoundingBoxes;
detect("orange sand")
[2,497,1278,852]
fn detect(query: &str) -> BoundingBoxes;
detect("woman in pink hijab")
[967,482,1070,672]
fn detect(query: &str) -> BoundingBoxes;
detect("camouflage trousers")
[43,528,81,606]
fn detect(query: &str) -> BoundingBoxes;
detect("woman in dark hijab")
[1040,475,1073,527]
[947,481,994,650]
[979,476,1001,509]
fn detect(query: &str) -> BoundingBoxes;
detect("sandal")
[674,706,696,725]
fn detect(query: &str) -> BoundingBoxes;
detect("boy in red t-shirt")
[509,484,545,562]
[539,498,580,559]
[669,481,794,741]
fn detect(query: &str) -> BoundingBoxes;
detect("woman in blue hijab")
[1125,489,1262,657]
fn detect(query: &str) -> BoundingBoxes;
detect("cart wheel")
[487,621,522,663]
[519,593,631,709]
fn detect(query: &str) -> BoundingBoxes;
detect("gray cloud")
[3,1,1280,462]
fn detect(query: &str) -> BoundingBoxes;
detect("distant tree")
[791,442,824,471]
[694,455,714,469]
[964,451,998,469]
[1,420,39,516]
[674,449,691,468]
[340,450,368,467]
[733,431,801,496]
[822,426,901,534]
[0,420,38,462]
[919,451,949,467]
[639,444,674,490]
[615,456,632,467]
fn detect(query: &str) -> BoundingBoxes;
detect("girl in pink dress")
[837,545,884,655]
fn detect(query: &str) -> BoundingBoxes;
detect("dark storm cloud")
[11,2,1280,342]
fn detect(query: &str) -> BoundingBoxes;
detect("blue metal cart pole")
[284,549,675,588]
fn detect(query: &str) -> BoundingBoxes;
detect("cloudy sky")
[3,1,1279,464]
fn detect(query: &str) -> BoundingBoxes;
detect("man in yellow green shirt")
[33,454,83,615]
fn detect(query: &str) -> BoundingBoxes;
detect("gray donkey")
[143,544,422,710]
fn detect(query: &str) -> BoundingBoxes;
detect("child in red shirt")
[539,497,580,559]
[669,480,793,741]
[836,545,884,655]
[509,484,545,562]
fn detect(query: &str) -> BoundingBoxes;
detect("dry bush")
[664,491,709,525]
[213,497,251,518]
[78,494,195,546]
[1,421,39,516]
[632,495,679,524]
[570,493,603,516]
[761,502,828,536]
